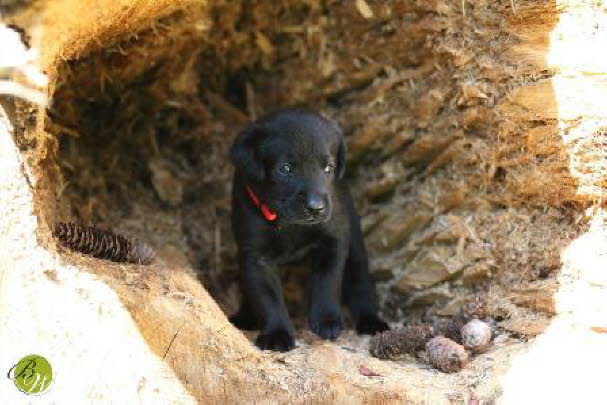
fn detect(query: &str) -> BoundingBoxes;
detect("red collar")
[245,185,277,222]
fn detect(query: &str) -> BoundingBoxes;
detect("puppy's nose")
[306,194,326,214]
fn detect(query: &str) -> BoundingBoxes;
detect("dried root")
[426,336,469,373]
[369,324,436,360]
[53,222,155,264]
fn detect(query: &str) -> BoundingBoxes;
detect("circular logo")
[7,354,53,395]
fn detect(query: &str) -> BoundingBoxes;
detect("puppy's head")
[230,109,345,225]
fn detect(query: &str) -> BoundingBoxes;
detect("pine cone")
[460,319,492,353]
[369,324,436,360]
[53,222,155,264]
[426,336,468,373]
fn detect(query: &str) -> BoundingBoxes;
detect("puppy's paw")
[255,329,296,352]
[356,314,389,335]
[309,314,343,340]
[229,309,258,331]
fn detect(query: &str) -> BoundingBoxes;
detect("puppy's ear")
[336,138,346,179]
[327,119,346,179]
[230,125,265,182]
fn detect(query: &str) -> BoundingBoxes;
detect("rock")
[393,246,465,292]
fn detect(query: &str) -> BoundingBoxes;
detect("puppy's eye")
[280,163,292,174]
[324,164,334,174]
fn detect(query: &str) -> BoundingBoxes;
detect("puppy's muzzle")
[306,193,326,215]
[300,192,330,223]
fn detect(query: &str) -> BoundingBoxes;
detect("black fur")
[229,109,388,352]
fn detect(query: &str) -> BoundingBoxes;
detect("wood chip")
[255,31,274,56]
[355,0,374,19]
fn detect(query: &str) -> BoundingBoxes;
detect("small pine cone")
[460,319,492,353]
[53,222,155,265]
[426,336,469,373]
[369,324,436,359]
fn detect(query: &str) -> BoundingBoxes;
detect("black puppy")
[229,109,388,352]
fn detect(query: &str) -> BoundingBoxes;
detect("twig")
[162,321,185,360]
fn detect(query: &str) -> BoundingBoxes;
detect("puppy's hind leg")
[343,219,389,335]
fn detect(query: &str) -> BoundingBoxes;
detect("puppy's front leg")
[308,238,346,340]
[240,253,295,352]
